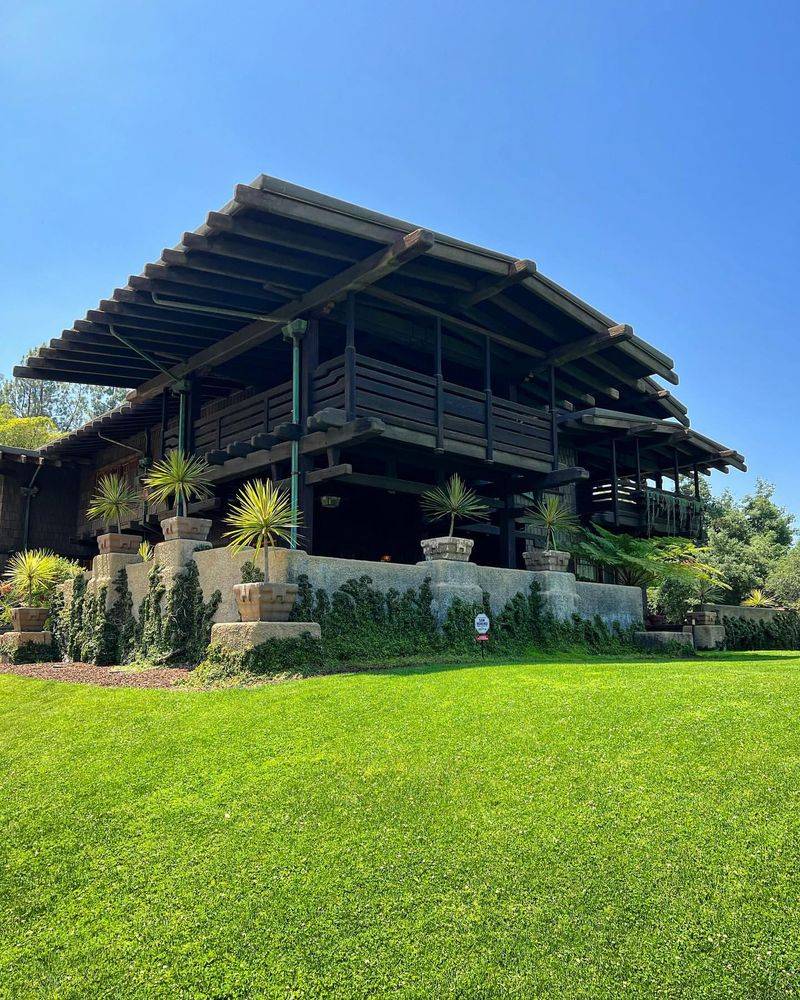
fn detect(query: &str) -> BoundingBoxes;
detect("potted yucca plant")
[522,495,579,572]
[3,549,57,632]
[224,479,301,622]
[144,450,214,541]
[86,473,142,554]
[419,474,490,562]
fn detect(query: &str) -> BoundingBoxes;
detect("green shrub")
[723,611,800,650]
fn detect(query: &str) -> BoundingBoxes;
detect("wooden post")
[498,485,516,568]
[484,335,494,462]
[159,388,169,458]
[549,365,559,471]
[187,375,201,455]
[300,319,319,554]
[345,292,357,421]
[635,437,642,489]
[673,449,681,495]
[611,438,619,527]
[693,462,701,500]
[434,317,444,453]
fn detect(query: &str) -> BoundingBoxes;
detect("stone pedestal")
[0,631,53,663]
[683,624,726,650]
[634,630,695,652]
[210,620,321,654]
[90,552,142,608]
[414,557,485,621]
[153,538,211,589]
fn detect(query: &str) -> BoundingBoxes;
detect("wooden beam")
[305,463,353,486]
[526,325,634,376]
[128,228,435,402]
[458,259,536,308]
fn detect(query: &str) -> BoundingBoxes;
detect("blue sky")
[1,1,798,512]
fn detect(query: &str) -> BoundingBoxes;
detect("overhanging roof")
[17,174,688,424]
[558,407,746,475]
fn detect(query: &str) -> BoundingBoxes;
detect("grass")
[1,651,800,999]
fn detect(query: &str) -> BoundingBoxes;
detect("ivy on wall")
[54,561,221,667]
[196,573,640,684]
[722,611,800,650]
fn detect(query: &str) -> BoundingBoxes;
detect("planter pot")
[11,606,49,632]
[523,549,570,572]
[160,516,212,542]
[420,536,475,562]
[233,581,299,623]
[686,610,718,626]
[97,532,142,555]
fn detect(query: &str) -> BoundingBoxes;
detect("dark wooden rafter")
[525,325,635,377]
[457,258,536,308]
[128,228,436,403]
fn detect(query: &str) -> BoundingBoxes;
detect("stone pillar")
[152,538,210,590]
[89,552,141,609]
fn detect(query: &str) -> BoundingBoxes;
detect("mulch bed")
[0,661,191,688]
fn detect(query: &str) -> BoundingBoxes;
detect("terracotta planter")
[685,610,718,626]
[160,516,212,542]
[234,581,299,622]
[11,606,49,632]
[97,532,142,555]
[523,549,571,572]
[420,536,474,562]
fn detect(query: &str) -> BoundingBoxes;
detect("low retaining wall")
[74,542,644,630]
[701,603,782,623]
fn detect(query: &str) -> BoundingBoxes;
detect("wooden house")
[8,175,745,569]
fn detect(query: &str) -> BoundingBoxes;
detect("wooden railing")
[590,481,705,539]
[313,352,554,466]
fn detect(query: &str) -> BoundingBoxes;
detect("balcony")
[590,479,705,539]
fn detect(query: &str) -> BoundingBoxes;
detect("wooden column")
[159,388,169,458]
[434,317,444,453]
[187,375,201,455]
[300,319,319,554]
[693,463,701,500]
[611,438,619,527]
[673,449,681,495]
[484,336,494,462]
[635,437,642,489]
[549,365,559,471]
[498,484,517,568]
[345,292,357,421]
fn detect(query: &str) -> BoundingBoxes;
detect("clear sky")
[2,1,798,511]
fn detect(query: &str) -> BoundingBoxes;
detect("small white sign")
[474,613,490,635]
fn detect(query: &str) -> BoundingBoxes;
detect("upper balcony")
[589,478,705,539]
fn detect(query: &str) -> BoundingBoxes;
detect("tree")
[0,404,60,449]
[766,547,800,608]
[703,480,794,603]
[0,346,126,431]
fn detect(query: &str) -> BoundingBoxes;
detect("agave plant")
[144,450,213,518]
[741,588,777,608]
[523,495,580,552]
[3,549,58,607]
[138,540,154,563]
[86,473,140,533]
[419,474,490,538]
[224,479,301,579]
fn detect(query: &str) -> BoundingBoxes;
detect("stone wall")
[77,542,644,631]
[702,603,781,623]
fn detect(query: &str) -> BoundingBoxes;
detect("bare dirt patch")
[0,661,190,688]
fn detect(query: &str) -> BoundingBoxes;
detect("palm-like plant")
[4,549,58,607]
[144,450,212,518]
[86,474,140,533]
[138,540,154,562]
[224,479,301,579]
[419,474,490,538]
[574,524,729,591]
[523,495,580,551]
[741,588,777,608]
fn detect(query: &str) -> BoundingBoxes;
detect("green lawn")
[2,653,800,999]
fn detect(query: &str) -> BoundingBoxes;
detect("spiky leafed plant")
[523,495,581,551]
[224,479,301,580]
[144,450,213,519]
[138,540,154,563]
[419,473,490,538]
[741,588,777,608]
[86,473,140,533]
[3,549,58,607]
